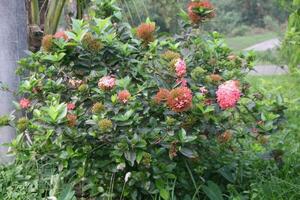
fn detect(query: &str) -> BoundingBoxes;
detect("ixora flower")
[210,74,222,82]
[91,102,105,114]
[98,119,113,132]
[68,79,83,88]
[16,117,29,132]
[41,34,53,52]
[175,58,187,78]
[218,131,233,143]
[118,90,131,104]
[67,103,76,111]
[216,80,241,110]
[136,22,156,43]
[167,87,193,112]
[154,88,170,104]
[162,50,181,61]
[67,114,77,127]
[188,1,215,24]
[19,98,31,109]
[82,32,103,52]
[98,76,116,91]
[54,31,68,41]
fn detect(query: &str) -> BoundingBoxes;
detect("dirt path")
[248,64,288,75]
[243,38,287,75]
[244,38,280,51]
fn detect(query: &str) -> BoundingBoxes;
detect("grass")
[247,74,300,153]
[225,32,277,51]
[246,74,300,199]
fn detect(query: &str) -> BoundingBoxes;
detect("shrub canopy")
[2,1,286,199]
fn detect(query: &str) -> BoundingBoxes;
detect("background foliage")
[118,0,288,35]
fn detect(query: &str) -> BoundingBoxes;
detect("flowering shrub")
[188,0,216,23]
[0,1,286,199]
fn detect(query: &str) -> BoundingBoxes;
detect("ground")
[225,32,277,52]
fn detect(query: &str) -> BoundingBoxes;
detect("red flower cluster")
[118,90,131,104]
[188,1,215,24]
[167,87,193,112]
[136,22,156,43]
[154,88,170,104]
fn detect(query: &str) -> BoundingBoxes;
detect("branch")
[44,0,66,34]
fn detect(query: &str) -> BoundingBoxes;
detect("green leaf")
[124,151,136,167]
[95,17,112,33]
[57,103,68,121]
[160,189,170,200]
[58,184,76,200]
[179,129,197,143]
[112,109,134,122]
[116,76,131,89]
[179,148,198,158]
[218,166,236,183]
[136,151,144,164]
[111,94,118,104]
[185,135,197,143]
[42,53,65,62]
[77,167,85,178]
[48,106,59,121]
[202,181,224,200]
[178,128,186,142]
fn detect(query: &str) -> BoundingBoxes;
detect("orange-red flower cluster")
[218,131,233,143]
[136,22,156,43]
[167,87,193,112]
[188,1,215,24]
[41,35,53,52]
[155,86,193,113]
[67,114,77,127]
[154,88,170,104]
[118,90,131,104]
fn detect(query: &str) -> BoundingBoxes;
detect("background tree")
[279,0,300,72]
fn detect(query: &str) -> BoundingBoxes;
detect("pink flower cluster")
[175,59,186,78]
[216,80,241,110]
[19,98,31,109]
[54,31,68,41]
[98,76,116,91]
[67,103,76,110]
[176,78,187,87]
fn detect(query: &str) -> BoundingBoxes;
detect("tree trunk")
[0,0,27,163]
